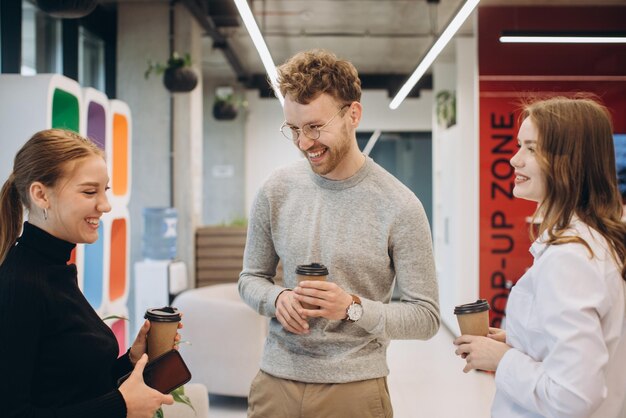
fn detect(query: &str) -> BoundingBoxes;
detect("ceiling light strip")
[362,129,382,156]
[500,35,626,44]
[389,0,480,110]
[233,0,284,105]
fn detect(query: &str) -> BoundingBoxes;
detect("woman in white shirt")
[454,96,626,418]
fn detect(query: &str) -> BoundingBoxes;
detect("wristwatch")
[345,294,363,322]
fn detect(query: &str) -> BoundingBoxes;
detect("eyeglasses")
[280,105,350,143]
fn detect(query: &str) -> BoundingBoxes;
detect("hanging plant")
[145,52,198,93]
[212,97,238,121]
[435,90,457,129]
[36,0,99,18]
[212,86,247,121]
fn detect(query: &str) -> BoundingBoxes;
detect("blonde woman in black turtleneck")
[0,129,174,418]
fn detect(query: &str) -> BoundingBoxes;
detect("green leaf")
[153,407,164,418]
[167,52,187,69]
[171,386,196,412]
[144,60,169,79]
[174,340,192,346]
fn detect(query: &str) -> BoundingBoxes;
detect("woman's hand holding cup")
[487,327,506,343]
[129,316,184,365]
[144,307,183,361]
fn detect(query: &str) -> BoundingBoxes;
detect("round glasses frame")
[279,104,350,143]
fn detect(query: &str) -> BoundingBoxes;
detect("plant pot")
[212,101,238,120]
[163,67,198,93]
[36,0,99,18]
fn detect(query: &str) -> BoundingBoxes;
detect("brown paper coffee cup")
[145,306,181,360]
[295,263,328,309]
[454,299,490,336]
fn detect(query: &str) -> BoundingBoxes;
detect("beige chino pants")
[247,370,393,418]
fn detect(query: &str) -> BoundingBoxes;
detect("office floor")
[206,326,495,418]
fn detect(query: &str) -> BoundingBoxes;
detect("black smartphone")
[118,349,192,394]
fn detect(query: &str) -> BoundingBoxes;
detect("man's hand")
[293,281,353,321]
[275,290,310,334]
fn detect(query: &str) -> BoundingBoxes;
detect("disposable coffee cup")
[454,299,490,336]
[145,306,181,360]
[295,263,328,309]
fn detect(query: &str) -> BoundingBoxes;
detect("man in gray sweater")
[239,49,440,417]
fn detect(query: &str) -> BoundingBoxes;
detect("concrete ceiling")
[191,0,625,95]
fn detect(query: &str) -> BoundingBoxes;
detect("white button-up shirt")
[492,220,626,418]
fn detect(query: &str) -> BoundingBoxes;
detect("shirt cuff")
[266,286,290,317]
[495,347,523,398]
[355,297,383,334]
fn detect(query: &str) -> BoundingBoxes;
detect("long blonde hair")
[0,129,103,263]
[525,96,626,280]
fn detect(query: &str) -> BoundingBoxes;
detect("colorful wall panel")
[0,74,83,182]
[83,87,110,150]
[107,211,131,311]
[108,306,130,357]
[83,221,108,313]
[109,100,132,207]
[0,74,132,348]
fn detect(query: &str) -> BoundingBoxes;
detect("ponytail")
[0,174,23,264]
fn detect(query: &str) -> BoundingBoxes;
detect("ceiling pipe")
[181,0,249,83]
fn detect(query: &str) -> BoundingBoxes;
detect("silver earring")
[43,208,48,221]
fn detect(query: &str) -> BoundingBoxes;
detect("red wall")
[478,6,626,327]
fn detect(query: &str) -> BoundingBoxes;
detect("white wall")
[243,92,294,215]
[202,77,247,225]
[173,5,204,289]
[117,4,171,334]
[243,90,434,212]
[117,3,203,332]
[432,36,479,334]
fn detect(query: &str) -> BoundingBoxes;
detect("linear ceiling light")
[389,0,480,110]
[500,31,626,44]
[233,0,284,105]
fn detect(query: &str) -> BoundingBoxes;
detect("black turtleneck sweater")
[0,222,131,418]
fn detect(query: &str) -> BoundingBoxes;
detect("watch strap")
[345,294,362,322]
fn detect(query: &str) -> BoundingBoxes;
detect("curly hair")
[276,49,361,104]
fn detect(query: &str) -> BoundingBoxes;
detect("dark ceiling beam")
[205,0,240,27]
[361,74,432,98]
[248,73,433,99]
[181,0,249,83]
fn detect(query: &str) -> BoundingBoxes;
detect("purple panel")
[87,101,106,150]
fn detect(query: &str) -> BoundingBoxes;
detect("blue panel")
[83,224,104,309]
[614,134,626,198]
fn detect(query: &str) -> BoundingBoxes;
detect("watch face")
[348,303,363,321]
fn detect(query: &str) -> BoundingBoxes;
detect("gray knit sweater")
[238,156,440,383]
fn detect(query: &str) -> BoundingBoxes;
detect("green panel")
[51,88,80,132]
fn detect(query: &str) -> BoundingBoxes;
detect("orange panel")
[112,114,128,196]
[69,247,77,265]
[109,218,127,301]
